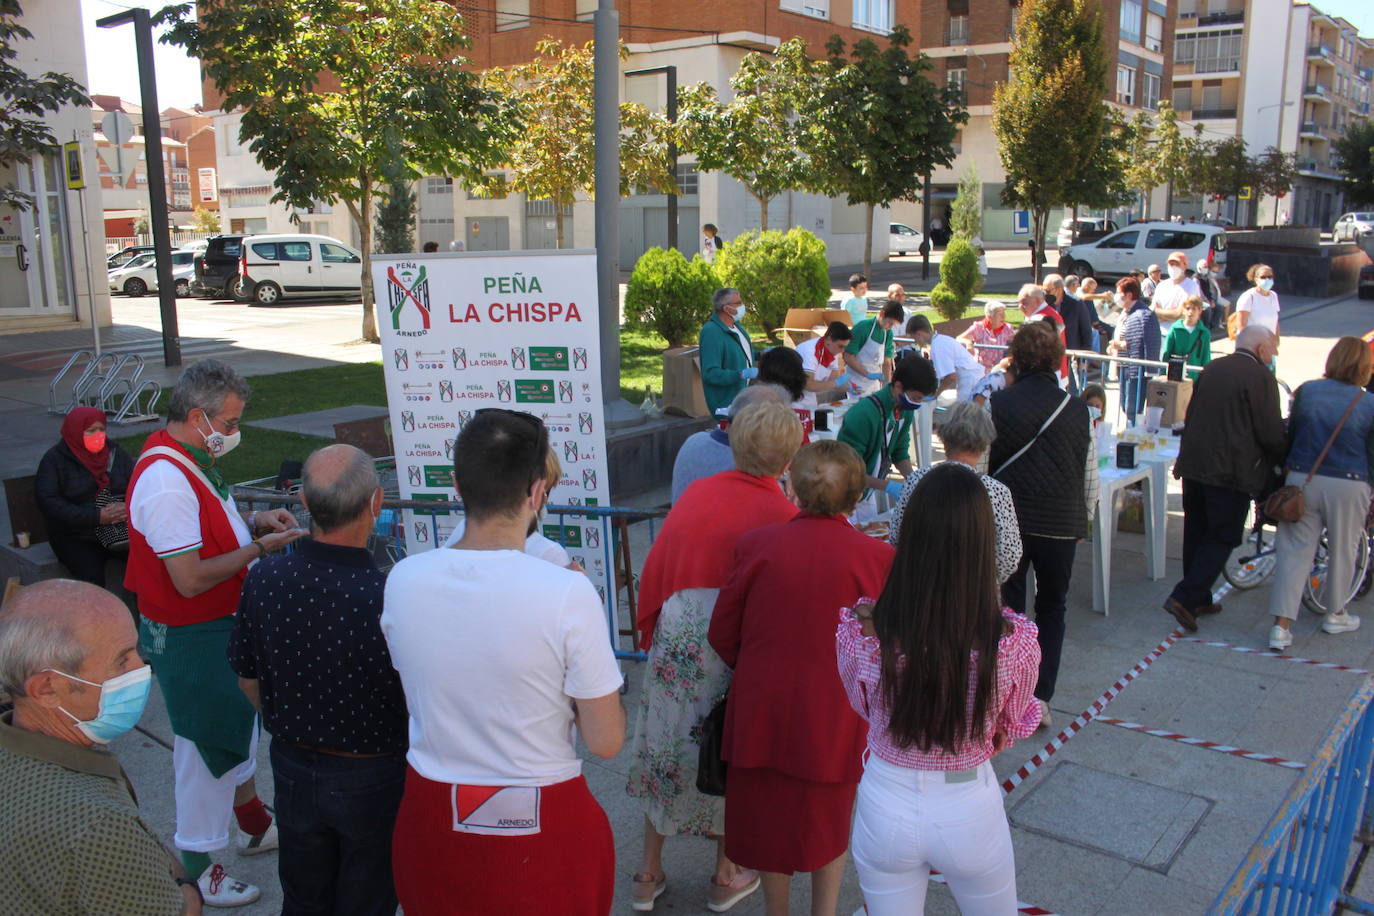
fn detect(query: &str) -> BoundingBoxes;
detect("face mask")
[1168,265,1185,280]
[1088,405,1102,421]
[1113,292,1127,308]
[1257,278,1274,292]
[82,431,106,453]
[48,665,152,744]
[199,411,242,458]
[1196,266,1209,276]
[732,303,747,320]
[899,393,934,412]
[1045,292,1058,306]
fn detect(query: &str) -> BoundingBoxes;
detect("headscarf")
[61,406,111,490]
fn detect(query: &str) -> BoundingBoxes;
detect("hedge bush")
[623,247,718,348]
[713,228,830,340]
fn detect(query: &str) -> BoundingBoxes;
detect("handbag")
[696,693,729,797]
[93,488,129,550]
[1263,390,1364,524]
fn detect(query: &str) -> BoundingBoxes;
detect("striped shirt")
[1119,301,1161,383]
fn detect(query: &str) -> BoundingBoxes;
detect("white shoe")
[1323,612,1361,635]
[1038,700,1052,730]
[1269,625,1293,650]
[237,822,278,856]
[197,864,261,908]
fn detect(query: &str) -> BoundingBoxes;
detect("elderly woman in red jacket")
[709,440,895,915]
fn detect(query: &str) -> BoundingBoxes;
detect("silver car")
[1334,212,1374,242]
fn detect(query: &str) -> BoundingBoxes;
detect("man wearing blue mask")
[837,354,938,518]
[0,579,202,915]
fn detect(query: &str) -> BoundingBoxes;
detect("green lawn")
[241,362,386,418]
[112,428,335,486]
[619,328,671,402]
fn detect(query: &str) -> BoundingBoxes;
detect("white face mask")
[1257,277,1274,292]
[1167,265,1185,281]
[1113,292,1127,308]
[199,411,242,458]
[1196,265,1209,276]
[733,303,747,319]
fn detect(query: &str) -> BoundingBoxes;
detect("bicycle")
[1221,499,1371,614]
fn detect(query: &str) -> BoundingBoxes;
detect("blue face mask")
[49,664,152,744]
[899,393,936,412]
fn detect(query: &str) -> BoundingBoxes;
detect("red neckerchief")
[814,337,837,368]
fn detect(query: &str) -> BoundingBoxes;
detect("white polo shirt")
[928,331,984,401]
[381,548,623,787]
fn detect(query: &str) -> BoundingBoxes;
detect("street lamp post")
[96,7,181,368]
[625,65,678,254]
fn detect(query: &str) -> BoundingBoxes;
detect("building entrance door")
[0,155,75,319]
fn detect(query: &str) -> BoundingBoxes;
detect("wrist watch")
[252,539,268,559]
[175,875,203,902]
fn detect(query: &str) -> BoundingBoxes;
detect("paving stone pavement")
[7,288,1374,914]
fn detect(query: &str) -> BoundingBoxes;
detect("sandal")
[631,872,667,912]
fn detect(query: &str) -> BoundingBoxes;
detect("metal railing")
[47,349,162,423]
[1212,675,1374,914]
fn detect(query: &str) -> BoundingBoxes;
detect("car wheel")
[174,279,190,298]
[1072,260,1094,280]
[253,280,283,306]
[1359,286,1374,300]
[123,277,147,297]
[226,276,249,301]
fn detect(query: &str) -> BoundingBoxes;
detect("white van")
[1062,221,1227,282]
[239,234,362,305]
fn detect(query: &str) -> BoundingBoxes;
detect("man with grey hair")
[125,358,307,906]
[698,287,758,417]
[1164,326,1286,632]
[1017,282,1068,383]
[229,444,407,915]
[0,579,202,914]
[1042,272,1092,390]
[671,384,789,502]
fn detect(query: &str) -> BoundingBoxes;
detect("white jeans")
[851,756,1017,915]
[171,733,258,852]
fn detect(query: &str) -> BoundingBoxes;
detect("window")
[1173,86,1193,111]
[1145,229,1204,249]
[320,243,358,263]
[1100,231,1139,250]
[947,14,968,44]
[852,0,893,33]
[675,164,699,196]
[1145,13,1163,52]
[172,251,194,266]
[278,241,312,261]
[495,0,528,31]
[1120,0,1142,45]
[1177,29,1242,73]
[781,0,829,18]
[947,68,967,103]
[250,242,279,260]
[425,177,453,194]
[952,129,962,155]
[576,0,596,20]
[1143,72,1161,110]
[1116,65,1136,105]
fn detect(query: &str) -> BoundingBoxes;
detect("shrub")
[713,228,830,339]
[929,237,983,322]
[623,247,718,348]
[949,164,981,242]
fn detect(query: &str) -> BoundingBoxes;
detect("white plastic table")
[1092,462,1163,615]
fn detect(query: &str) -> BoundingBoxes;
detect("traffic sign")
[1012,210,1029,235]
[99,110,137,180]
[63,141,84,189]
[1239,186,1252,199]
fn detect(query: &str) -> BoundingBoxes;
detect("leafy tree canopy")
[1334,120,1374,209]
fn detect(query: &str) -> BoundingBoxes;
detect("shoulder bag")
[696,692,729,796]
[992,391,1072,479]
[93,454,129,551]
[1263,390,1364,524]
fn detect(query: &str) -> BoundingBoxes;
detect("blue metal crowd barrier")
[1212,675,1374,914]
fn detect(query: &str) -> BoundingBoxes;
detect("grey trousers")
[1268,472,1372,620]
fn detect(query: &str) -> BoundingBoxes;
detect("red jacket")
[124,431,248,626]
[709,514,894,783]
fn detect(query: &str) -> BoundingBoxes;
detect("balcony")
[1359,66,1373,82]
[1304,82,1332,101]
[943,26,970,45]
[1298,159,1341,179]
[1198,8,1244,25]
[1300,120,1327,138]
[1192,107,1238,119]
[1308,44,1335,62]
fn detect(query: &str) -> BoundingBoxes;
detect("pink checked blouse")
[966,318,1016,370]
[836,604,1042,770]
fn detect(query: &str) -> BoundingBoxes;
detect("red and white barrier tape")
[1180,636,1370,674]
[1095,717,1306,769]
[927,873,1061,915]
[1001,629,1182,795]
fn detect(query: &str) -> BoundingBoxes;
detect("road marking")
[1180,636,1370,674]
[1095,717,1306,769]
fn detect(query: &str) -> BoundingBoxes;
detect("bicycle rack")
[111,378,162,424]
[48,350,163,423]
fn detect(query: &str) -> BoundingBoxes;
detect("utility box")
[662,346,710,418]
[1146,377,1193,427]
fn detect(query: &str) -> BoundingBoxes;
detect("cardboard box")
[661,346,710,418]
[1146,377,1193,427]
[779,308,855,348]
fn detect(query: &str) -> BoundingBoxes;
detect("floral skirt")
[626,587,731,837]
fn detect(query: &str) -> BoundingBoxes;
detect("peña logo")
[387,265,431,330]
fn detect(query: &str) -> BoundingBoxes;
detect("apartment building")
[899,0,1176,243]
[89,96,193,236]
[1170,0,1371,227]
[164,107,220,217]
[414,0,927,263]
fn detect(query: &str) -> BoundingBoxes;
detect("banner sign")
[198,167,218,203]
[372,250,612,607]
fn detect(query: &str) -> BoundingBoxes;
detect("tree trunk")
[349,191,379,343]
[758,195,769,232]
[1166,182,1174,219]
[863,202,875,278]
[555,206,565,249]
[1032,207,1048,284]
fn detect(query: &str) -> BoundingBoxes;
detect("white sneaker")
[1323,612,1361,635]
[197,864,260,908]
[1269,625,1293,650]
[237,822,277,856]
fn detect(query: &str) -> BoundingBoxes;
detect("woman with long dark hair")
[837,463,1041,914]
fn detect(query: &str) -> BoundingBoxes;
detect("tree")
[713,228,831,340]
[949,163,982,241]
[1192,136,1260,223]
[993,0,1110,281]
[478,39,675,249]
[159,0,510,342]
[374,179,417,254]
[191,206,221,234]
[0,0,87,209]
[1253,146,1297,227]
[623,247,717,348]
[807,25,966,277]
[1063,106,1138,215]
[1333,121,1374,209]
[1124,111,1160,218]
[1148,101,1195,215]
[133,210,150,236]
[676,39,817,231]
[928,237,982,322]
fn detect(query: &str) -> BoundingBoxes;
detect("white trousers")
[851,756,1018,915]
[1268,472,1372,620]
[171,732,258,852]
